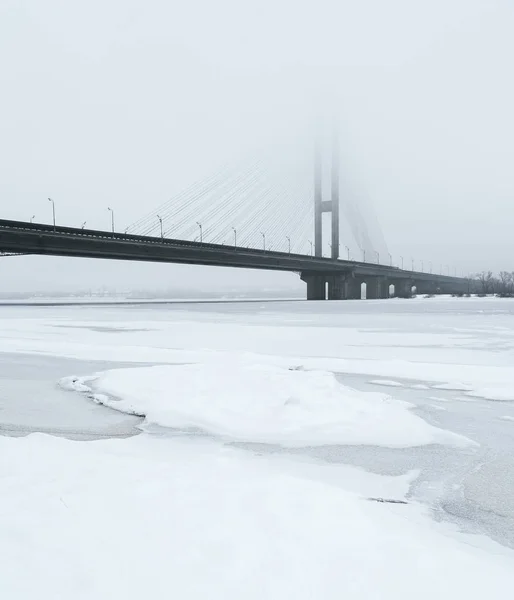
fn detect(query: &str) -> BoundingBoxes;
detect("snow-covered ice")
[63,363,472,448]
[1,298,513,402]
[1,433,514,600]
[462,456,514,519]
[2,297,514,597]
[466,387,514,402]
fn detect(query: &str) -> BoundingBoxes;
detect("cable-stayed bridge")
[0,138,470,299]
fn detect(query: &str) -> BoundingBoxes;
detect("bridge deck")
[0,219,465,284]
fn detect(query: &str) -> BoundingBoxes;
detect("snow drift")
[62,362,473,448]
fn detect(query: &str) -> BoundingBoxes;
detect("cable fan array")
[126,157,314,255]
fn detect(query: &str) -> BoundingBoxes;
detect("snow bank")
[65,363,473,448]
[0,433,512,600]
[59,375,94,393]
[433,382,473,391]
[369,379,404,387]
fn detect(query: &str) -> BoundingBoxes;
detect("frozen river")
[1,297,514,598]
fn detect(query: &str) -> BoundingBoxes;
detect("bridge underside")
[0,220,470,300]
[300,272,469,300]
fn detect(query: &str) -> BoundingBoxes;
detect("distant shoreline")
[0,297,304,307]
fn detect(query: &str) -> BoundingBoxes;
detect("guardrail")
[0,219,466,282]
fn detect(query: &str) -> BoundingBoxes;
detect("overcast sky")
[1,0,513,293]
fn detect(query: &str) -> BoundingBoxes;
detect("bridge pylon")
[314,130,340,260]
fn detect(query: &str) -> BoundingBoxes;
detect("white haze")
[1,0,513,293]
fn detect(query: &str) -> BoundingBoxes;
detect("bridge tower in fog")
[314,131,340,260]
[302,130,343,300]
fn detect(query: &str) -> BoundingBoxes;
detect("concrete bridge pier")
[366,278,379,299]
[394,279,414,298]
[302,272,361,300]
[328,273,365,299]
[381,280,392,299]
[301,273,326,300]
[415,281,439,296]
[365,277,389,299]
[327,275,345,300]
[345,276,363,300]
[301,271,468,301]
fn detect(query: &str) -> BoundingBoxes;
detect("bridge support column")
[415,281,438,296]
[328,273,364,300]
[327,275,346,300]
[394,279,414,298]
[366,277,389,299]
[301,273,326,300]
[381,280,392,298]
[345,277,363,300]
[302,272,360,300]
[365,278,378,299]
[374,279,391,299]
[314,130,340,258]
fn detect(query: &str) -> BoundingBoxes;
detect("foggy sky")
[1,0,513,292]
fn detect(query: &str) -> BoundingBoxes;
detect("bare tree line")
[475,271,514,296]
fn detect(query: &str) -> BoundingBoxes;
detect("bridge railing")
[0,219,470,283]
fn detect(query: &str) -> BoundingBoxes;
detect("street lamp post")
[388,253,392,266]
[345,245,350,260]
[429,261,433,274]
[375,251,380,264]
[411,258,415,271]
[107,207,114,235]
[47,198,55,230]
[232,227,237,248]
[196,222,203,243]
[400,256,404,270]
[260,232,266,251]
[286,236,291,254]
[157,215,163,239]
[308,240,313,256]
[363,249,366,262]
[81,221,86,229]
[30,215,35,223]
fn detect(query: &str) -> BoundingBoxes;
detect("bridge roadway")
[0,219,469,300]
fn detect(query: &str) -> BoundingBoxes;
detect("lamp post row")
[40,200,293,253]
[38,200,458,274]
